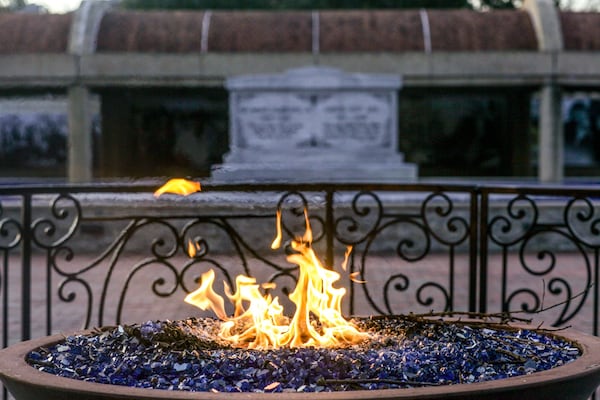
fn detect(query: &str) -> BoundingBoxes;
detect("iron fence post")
[325,189,334,269]
[594,249,599,337]
[20,193,32,341]
[468,187,479,313]
[478,189,489,314]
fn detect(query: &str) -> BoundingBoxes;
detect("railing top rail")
[478,183,600,196]
[0,181,480,196]
[2,181,600,198]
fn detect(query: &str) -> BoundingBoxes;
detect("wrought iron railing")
[479,185,600,336]
[1,182,600,398]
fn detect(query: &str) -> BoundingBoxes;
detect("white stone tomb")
[211,66,417,182]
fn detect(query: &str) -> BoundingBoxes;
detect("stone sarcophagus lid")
[211,66,417,182]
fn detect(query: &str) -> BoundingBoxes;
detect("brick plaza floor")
[3,251,596,344]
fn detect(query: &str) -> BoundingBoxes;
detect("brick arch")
[92,9,540,53]
[0,13,71,54]
[561,12,600,51]
[5,9,600,54]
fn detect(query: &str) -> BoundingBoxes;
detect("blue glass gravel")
[27,317,581,393]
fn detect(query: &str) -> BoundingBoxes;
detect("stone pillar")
[539,84,564,182]
[66,0,113,182]
[67,86,93,182]
[524,0,564,182]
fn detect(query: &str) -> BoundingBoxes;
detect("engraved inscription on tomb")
[235,93,312,148]
[317,92,391,148]
[234,91,392,150]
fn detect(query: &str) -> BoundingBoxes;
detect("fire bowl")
[1,318,600,400]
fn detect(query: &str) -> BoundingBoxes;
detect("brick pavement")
[3,251,596,344]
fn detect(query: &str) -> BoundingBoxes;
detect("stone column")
[67,86,93,182]
[524,0,564,182]
[539,84,563,182]
[66,0,113,182]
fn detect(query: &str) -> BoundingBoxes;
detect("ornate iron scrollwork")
[0,200,22,250]
[32,193,81,249]
[484,190,597,328]
[3,182,600,369]
[338,189,472,316]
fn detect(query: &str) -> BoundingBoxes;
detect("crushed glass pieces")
[26,317,580,393]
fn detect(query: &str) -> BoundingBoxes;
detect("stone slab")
[213,66,418,182]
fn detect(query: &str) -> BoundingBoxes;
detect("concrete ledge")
[0,54,76,87]
[427,52,552,76]
[80,53,204,83]
[556,52,600,85]
[201,53,317,76]
[3,51,599,89]
[81,52,558,87]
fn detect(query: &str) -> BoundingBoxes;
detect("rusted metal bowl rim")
[1,324,600,400]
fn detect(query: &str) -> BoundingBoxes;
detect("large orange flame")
[155,178,368,349]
